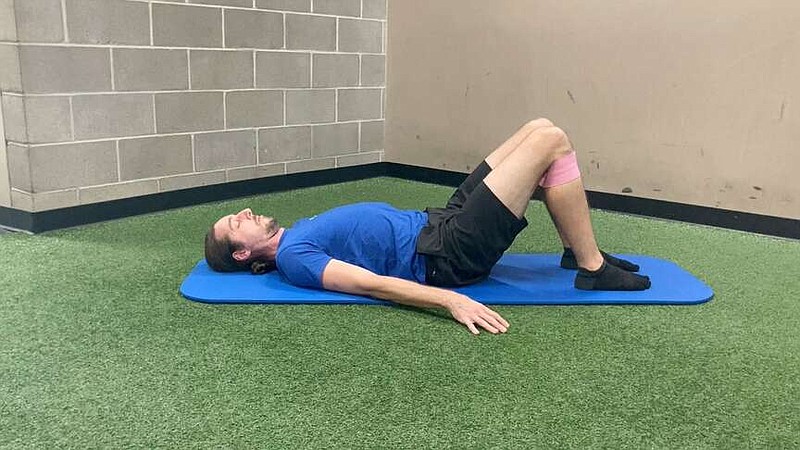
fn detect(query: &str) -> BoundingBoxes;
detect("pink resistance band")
[538,151,581,188]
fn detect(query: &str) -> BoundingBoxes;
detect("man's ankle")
[579,251,604,271]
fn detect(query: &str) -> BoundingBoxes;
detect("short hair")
[204,225,276,275]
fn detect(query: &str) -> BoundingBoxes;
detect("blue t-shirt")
[275,203,429,289]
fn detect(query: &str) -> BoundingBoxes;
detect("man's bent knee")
[532,126,572,159]
[524,117,555,131]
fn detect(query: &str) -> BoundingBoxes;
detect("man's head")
[204,208,281,274]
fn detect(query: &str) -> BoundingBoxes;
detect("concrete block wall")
[0,0,387,212]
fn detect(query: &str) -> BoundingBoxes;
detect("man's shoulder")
[275,236,331,288]
[276,232,321,257]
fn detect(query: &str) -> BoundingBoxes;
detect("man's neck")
[263,227,286,261]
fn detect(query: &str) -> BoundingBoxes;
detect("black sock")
[574,260,651,291]
[560,248,640,272]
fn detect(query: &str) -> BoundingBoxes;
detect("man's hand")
[446,294,509,335]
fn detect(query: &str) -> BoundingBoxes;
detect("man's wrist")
[438,290,463,310]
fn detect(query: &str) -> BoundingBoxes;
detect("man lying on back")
[204,118,650,335]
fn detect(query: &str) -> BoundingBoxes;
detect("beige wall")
[387,0,800,219]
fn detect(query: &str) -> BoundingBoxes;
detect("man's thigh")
[428,181,528,287]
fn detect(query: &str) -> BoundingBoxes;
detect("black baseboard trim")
[1,162,797,239]
[584,191,799,239]
[387,162,468,187]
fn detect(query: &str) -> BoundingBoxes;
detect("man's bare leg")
[482,125,650,290]
[482,126,572,220]
[443,118,556,210]
[490,120,638,271]
[484,118,555,169]
[485,119,577,249]
[543,181,641,272]
[456,118,571,248]
[483,127,603,271]
[541,178,602,270]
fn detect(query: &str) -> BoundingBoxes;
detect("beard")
[264,217,279,237]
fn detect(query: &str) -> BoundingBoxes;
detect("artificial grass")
[0,177,798,449]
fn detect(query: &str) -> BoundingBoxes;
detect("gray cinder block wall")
[0,0,387,212]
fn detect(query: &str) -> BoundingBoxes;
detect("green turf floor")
[1,177,798,449]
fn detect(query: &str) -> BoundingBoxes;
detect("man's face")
[212,208,279,250]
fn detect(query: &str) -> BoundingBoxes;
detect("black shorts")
[416,161,528,287]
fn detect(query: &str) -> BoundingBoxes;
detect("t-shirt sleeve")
[276,243,332,289]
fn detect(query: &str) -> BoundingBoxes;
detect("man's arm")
[321,259,508,335]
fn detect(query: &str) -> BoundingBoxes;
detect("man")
[204,118,651,335]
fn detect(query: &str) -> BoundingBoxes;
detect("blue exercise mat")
[180,254,713,305]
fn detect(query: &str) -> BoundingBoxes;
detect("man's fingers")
[474,317,500,334]
[483,313,508,333]
[487,309,510,329]
[451,297,510,335]
[465,321,480,335]
[478,305,509,331]
[480,305,507,324]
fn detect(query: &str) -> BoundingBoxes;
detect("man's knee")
[524,117,555,131]
[532,126,572,159]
